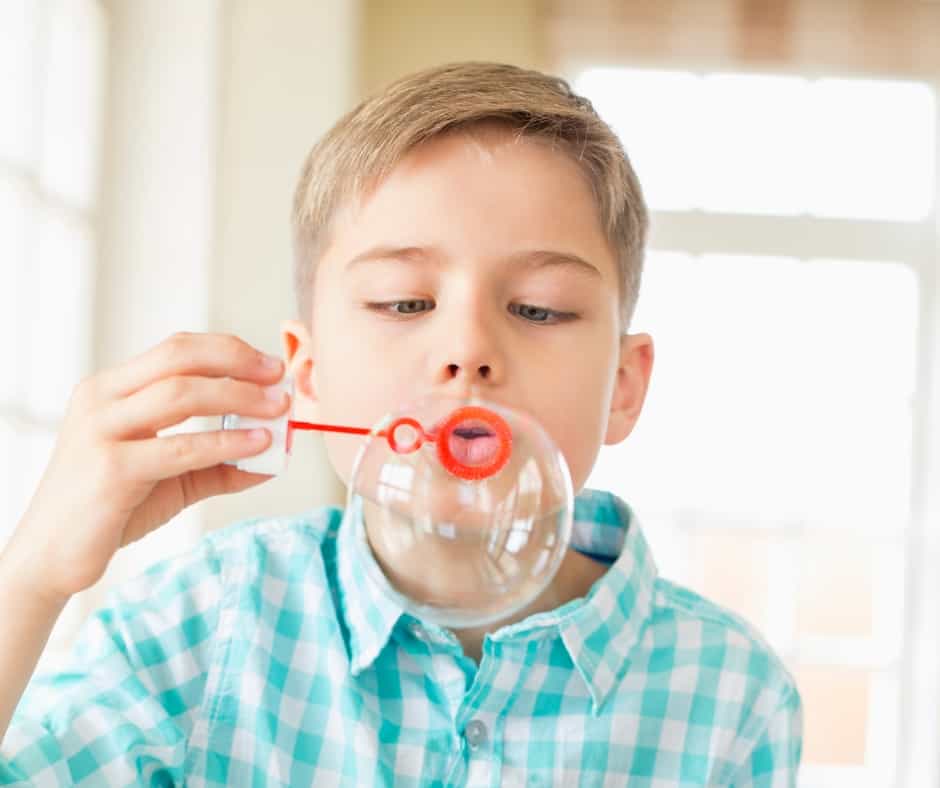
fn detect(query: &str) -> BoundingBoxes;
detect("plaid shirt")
[2,489,802,786]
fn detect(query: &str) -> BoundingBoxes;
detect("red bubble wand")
[288,405,512,481]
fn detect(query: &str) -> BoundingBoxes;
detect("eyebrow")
[343,245,603,280]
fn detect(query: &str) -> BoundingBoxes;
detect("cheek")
[313,320,385,401]
[311,343,416,486]
[322,433,360,488]
[549,416,603,494]
[536,364,613,492]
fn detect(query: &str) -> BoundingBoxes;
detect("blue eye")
[393,300,432,315]
[368,300,434,316]
[510,303,575,324]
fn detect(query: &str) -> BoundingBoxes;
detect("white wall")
[95,1,218,371]
[205,0,357,531]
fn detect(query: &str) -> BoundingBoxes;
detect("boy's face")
[283,125,653,494]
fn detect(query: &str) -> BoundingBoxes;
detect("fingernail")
[248,428,268,441]
[260,354,283,371]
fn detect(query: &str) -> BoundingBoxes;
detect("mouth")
[430,405,514,480]
[453,425,493,440]
[446,420,499,465]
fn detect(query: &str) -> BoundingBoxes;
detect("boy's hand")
[2,332,290,603]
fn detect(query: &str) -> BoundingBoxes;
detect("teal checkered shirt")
[2,489,802,786]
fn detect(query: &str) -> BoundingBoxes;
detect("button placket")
[464,719,488,750]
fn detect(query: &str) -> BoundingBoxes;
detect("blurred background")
[1,1,938,785]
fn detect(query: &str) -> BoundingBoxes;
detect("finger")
[178,463,274,507]
[99,332,284,400]
[101,375,290,439]
[121,466,274,546]
[123,427,273,481]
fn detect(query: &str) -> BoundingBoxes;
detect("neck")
[358,499,610,663]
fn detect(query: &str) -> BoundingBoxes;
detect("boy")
[0,62,801,785]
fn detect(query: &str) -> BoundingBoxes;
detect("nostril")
[446,363,491,379]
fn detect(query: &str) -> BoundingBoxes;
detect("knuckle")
[80,404,108,438]
[70,375,98,408]
[157,375,192,412]
[168,330,193,345]
[209,429,231,452]
[220,377,245,405]
[159,375,191,404]
[93,445,124,484]
[162,332,193,365]
[169,433,199,464]
[222,333,251,361]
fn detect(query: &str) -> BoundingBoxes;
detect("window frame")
[0,0,109,664]
[0,0,106,485]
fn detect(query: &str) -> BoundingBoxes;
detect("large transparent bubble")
[347,396,574,629]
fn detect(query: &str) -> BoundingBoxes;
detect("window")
[0,1,106,539]
[576,68,935,221]
[0,0,107,669]
[578,68,936,787]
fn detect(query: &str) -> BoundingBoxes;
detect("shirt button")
[409,623,427,641]
[464,719,488,750]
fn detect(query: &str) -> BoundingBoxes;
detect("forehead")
[320,125,616,276]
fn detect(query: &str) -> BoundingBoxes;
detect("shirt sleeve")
[0,541,224,786]
[730,685,804,788]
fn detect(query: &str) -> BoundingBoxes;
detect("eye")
[367,299,434,316]
[394,299,432,315]
[509,303,576,324]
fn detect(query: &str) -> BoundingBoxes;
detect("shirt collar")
[559,489,658,713]
[336,488,658,705]
[336,495,406,676]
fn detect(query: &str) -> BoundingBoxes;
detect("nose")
[433,306,504,389]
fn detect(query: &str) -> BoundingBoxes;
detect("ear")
[604,332,654,445]
[280,319,318,406]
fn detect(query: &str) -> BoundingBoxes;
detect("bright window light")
[40,0,107,209]
[575,68,936,221]
[586,251,919,780]
[0,0,40,166]
[0,179,29,405]
[589,252,918,536]
[27,210,94,421]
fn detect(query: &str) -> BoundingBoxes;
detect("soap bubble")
[346,396,574,629]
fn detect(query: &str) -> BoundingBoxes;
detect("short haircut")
[291,61,648,332]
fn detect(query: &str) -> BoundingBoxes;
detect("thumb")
[120,467,274,547]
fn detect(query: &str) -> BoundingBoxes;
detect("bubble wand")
[223,377,512,480]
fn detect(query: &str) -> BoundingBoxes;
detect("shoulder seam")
[652,578,799,693]
[654,578,767,643]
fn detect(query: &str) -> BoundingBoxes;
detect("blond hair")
[291,62,648,331]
